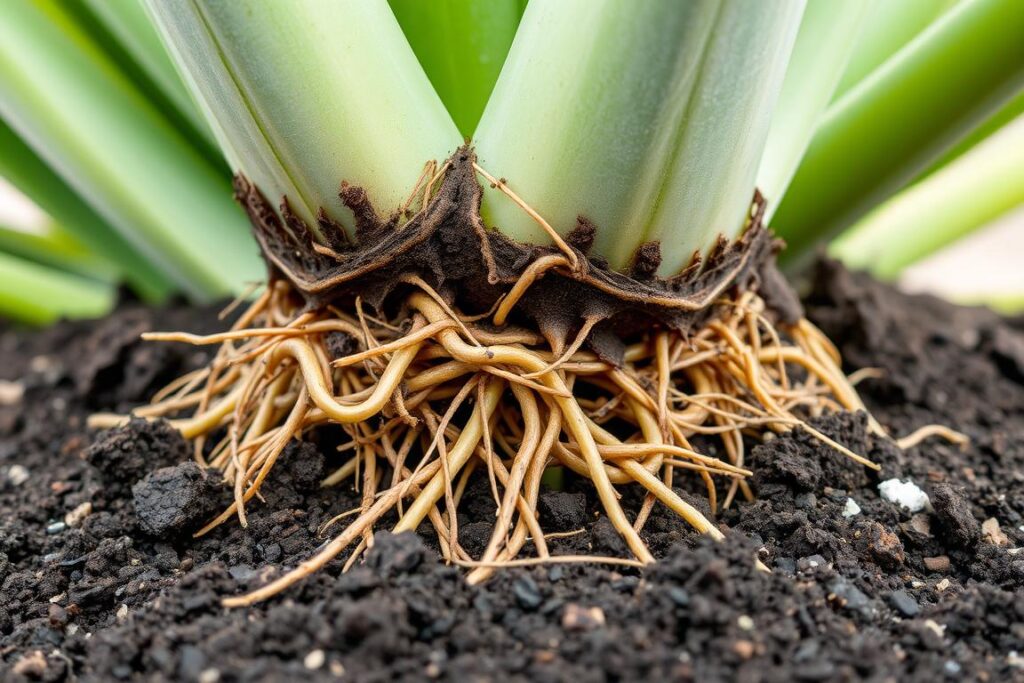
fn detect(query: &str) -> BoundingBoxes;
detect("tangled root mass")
[92,148,946,606]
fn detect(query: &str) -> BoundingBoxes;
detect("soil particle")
[132,461,227,537]
[2,261,1024,681]
[84,418,190,499]
[930,482,981,548]
[863,521,906,569]
[981,517,1010,546]
[923,555,951,572]
[537,491,588,531]
[888,589,921,617]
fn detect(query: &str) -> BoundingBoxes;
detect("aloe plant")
[2,0,1020,609]
[1,0,1020,317]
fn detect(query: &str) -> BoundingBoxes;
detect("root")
[88,273,928,606]
[86,155,966,606]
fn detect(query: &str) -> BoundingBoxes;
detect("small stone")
[774,557,796,573]
[936,578,951,591]
[827,577,871,612]
[304,650,326,670]
[733,640,755,660]
[228,565,256,582]
[879,479,930,513]
[908,514,932,536]
[866,523,905,568]
[668,587,691,607]
[13,651,47,677]
[798,554,828,571]
[923,555,951,572]
[513,576,543,610]
[198,669,221,683]
[562,603,605,631]
[737,615,754,631]
[795,493,817,509]
[48,604,68,628]
[0,380,24,406]
[981,518,1009,546]
[64,502,93,527]
[46,521,67,535]
[930,484,980,547]
[329,661,346,677]
[6,464,29,486]
[943,660,961,676]
[889,590,920,617]
[132,461,224,537]
[923,620,945,638]
[29,354,56,373]
[842,498,862,518]
[116,603,129,622]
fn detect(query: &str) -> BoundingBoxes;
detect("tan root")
[86,164,965,607]
[89,266,913,606]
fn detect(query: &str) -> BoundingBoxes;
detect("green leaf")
[389,0,521,138]
[756,0,873,216]
[833,0,958,99]
[0,0,262,300]
[925,88,1024,174]
[0,117,171,300]
[773,0,1024,269]
[0,250,113,325]
[639,0,804,275]
[474,0,804,274]
[77,0,219,154]
[0,219,117,281]
[145,0,462,240]
[830,114,1024,279]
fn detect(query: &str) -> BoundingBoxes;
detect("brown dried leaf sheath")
[236,147,801,362]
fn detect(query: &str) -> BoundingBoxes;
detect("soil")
[2,260,1023,682]
[239,150,800,365]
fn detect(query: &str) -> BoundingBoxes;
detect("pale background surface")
[899,207,1024,307]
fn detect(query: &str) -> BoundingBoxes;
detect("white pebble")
[304,650,326,670]
[878,479,930,513]
[7,465,29,487]
[64,502,93,527]
[0,380,23,406]
[842,498,862,518]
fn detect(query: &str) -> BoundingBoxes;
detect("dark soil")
[2,261,1023,682]
[241,149,800,366]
